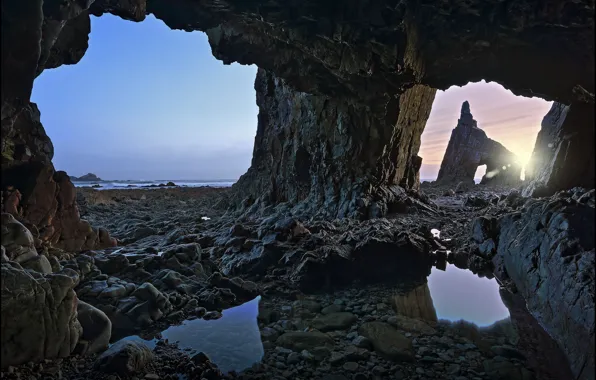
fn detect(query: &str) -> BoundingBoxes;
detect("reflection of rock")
[474,191,594,380]
[436,101,521,186]
[391,283,438,323]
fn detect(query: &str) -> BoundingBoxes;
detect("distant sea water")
[72,180,236,190]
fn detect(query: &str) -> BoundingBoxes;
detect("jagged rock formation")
[436,101,521,186]
[232,69,436,218]
[70,173,102,182]
[2,0,595,243]
[472,189,595,380]
[523,102,595,197]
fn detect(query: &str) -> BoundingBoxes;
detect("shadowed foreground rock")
[0,263,82,368]
[436,101,521,187]
[474,189,595,380]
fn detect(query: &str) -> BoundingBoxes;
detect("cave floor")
[0,183,570,380]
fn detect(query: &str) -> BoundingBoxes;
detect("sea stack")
[436,101,521,186]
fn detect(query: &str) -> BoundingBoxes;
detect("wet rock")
[311,312,357,332]
[321,304,344,315]
[483,357,535,380]
[358,322,414,362]
[76,300,112,355]
[276,331,334,351]
[94,340,154,374]
[484,194,595,380]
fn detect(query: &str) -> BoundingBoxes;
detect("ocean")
[72,180,236,190]
[75,178,481,190]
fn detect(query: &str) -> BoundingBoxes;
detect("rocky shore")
[2,182,591,380]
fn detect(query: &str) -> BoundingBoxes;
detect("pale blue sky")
[32,14,550,181]
[32,14,258,180]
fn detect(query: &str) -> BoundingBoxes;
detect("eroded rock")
[436,102,521,186]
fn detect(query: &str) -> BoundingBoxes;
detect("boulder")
[94,340,154,374]
[358,322,414,361]
[1,264,82,368]
[311,312,357,332]
[76,300,112,355]
[276,331,334,351]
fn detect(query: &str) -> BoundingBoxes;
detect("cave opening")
[474,165,486,183]
[419,80,552,186]
[31,14,258,186]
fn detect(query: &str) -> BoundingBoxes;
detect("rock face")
[1,263,82,368]
[232,69,436,218]
[1,168,116,252]
[70,173,102,182]
[523,102,595,197]
[436,101,521,186]
[473,190,595,380]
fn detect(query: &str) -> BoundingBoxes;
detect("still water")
[121,265,508,373]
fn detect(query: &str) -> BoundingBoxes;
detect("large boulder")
[358,322,414,362]
[76,300,112,355]
[475,191,595,380]
[94,340,154,374]
[1,264,82,368]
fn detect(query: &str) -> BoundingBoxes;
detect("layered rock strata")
[436,101,521,187]
[232,69,436,218]
[472,189,595,380]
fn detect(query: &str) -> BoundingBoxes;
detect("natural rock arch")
[1,0,595,248]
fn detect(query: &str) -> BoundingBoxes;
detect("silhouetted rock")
[70,173,102,182]
[436,102,521,187]
[523,102,595,197]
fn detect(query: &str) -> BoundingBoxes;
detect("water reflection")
[118,265,510,373]
[427,264,510,326]
[122,296,263,373]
